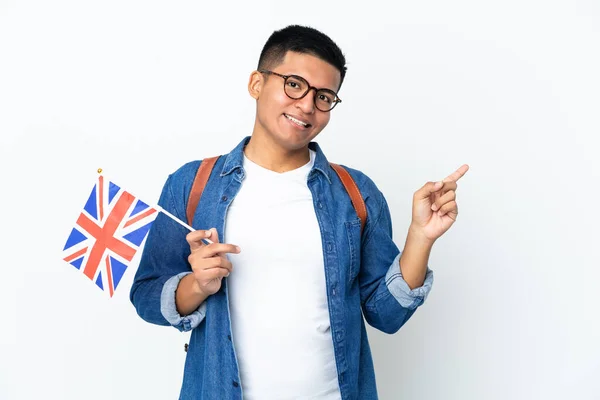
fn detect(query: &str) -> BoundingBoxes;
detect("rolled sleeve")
[160,272,207,332]
[385,253,434,310]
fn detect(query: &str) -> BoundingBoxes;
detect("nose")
[295,89,316,114]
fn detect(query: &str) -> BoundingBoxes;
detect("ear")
[248,70,263,100]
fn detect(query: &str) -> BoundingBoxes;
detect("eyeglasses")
[259,70,342,112]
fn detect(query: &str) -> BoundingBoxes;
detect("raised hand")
[410,164,469,242]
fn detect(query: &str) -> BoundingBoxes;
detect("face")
[248,51,342,152]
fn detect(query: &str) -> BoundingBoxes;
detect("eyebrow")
[284,72,339,93]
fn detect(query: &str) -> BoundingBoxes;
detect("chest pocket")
[345,218,362,284]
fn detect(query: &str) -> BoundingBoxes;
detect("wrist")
[408,224,436,248]
[190,277,207,296]
[181,273,205,296]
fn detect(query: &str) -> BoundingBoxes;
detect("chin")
[281,130,320,150]
[276,120,322,148]
[256,114,324,151]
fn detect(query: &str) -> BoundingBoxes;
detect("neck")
[244,132,310,173]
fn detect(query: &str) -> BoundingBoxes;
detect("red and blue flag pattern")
[62,175,158,297]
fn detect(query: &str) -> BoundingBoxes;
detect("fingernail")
[435,181,443,189]
[235,246,241,252]
[431,204,438,211]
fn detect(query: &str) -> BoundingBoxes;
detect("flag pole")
[154,206,213,245]
[155,206,194,231]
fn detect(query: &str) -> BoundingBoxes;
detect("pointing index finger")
[443,164,470,183]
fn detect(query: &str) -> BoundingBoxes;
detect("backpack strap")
[185,157,367,234]
[186,156,220,226]
[330,163,367,234]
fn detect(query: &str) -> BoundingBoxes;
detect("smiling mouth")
[284,113,312,128]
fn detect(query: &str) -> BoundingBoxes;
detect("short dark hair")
[257,25,347,89]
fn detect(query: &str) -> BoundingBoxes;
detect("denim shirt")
[130,136,434,400]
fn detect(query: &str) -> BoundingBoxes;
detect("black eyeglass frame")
[258,69,342,112]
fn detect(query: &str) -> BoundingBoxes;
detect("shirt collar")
[220,136,332,184]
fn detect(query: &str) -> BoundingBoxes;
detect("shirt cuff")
[160,272,207,332]
[385,252,434,310]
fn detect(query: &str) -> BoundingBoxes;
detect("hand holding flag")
[62,171,209,297]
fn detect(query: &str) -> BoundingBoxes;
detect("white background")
[1,1,599,399]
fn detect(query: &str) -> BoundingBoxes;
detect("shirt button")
[222,195,228,201]
[318,202,323,208]
[227,335,231,341]
[232,381,239,388]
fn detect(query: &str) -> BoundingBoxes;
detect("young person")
[130,24,468,400]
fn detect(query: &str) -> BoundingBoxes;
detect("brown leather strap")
[185,157,366,233]
[330,163,367,233]
[186,156,220,226]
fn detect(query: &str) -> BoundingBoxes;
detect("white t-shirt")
[225,149,341,400]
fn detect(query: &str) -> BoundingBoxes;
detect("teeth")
[285,114,308,127]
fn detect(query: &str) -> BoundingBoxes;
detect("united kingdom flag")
[62,175,158,297]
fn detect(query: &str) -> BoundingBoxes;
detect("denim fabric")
[160,271,207,331]
[130,136,434,400]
